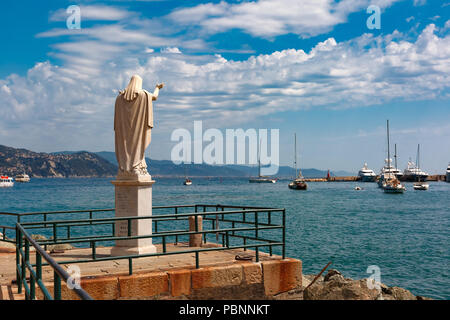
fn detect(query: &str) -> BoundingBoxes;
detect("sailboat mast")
[417,144,420,169]
[294,133,297,178]
[394,144,398,170]
[387,120,391,172]
[258,138,261,177]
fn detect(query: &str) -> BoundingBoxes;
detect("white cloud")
[169,0,401,38]
[1,23,449,154]
[161,47,182,54]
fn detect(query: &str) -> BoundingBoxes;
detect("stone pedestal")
[110,177,157,256]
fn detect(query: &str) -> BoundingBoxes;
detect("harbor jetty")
[303,174,446,182]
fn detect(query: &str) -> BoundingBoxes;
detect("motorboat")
[15,173,30,183]
[0,176,14,187]
[358,163,376,182]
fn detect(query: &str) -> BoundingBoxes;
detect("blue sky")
[0,0,449,173]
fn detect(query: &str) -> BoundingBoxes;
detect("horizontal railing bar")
[29,225,283,246]
[19,208,284,227]
[198,204,279,210]
[1,204,281,217]
[0,225,16,229]
[203,217,276,227]
[38,242,284,267]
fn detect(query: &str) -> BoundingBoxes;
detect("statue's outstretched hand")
[156,83,164,89]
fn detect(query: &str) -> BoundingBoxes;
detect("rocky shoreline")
[275,268,432,300]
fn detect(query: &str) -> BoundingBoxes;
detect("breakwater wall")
[303,175,446,182]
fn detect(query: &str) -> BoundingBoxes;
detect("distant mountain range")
[95,151,352,178]
[0,145,116,178]
[0,145,354,178]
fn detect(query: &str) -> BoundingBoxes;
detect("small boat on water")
[288,133,307,190]
[447,163,450,183]
[249,139,277,183]
[183,163,192,185]
[0,176,14,187]
[413,183,429,190]
[15,173,30,182]
[358,163,376,182]
[381,120,405,194]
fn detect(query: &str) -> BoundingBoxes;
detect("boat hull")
[359,175,376,182]
[249,178,276,183]
[288,181,307,190]
[413,184,429,190]
[383,186,405,193]
[0,182,14,188]
[446,172,450,182]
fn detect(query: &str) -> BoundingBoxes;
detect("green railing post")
[226,231,229,248]
[36,254,42,286]
[128,258,133,275]
[21,241,29,299]
[195,251,199,269]
[255,212,259,239]
[162,236,166,253]
[53,223,57,242]
[54,272,61,300]
[91,241,96,260]
[255,247,259,262]
[16,226,22,293]
[282,209,286,259]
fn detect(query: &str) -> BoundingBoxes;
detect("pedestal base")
[110,178,157,257]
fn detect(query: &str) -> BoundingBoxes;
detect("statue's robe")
[114,90,154,175]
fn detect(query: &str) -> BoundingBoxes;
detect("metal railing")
[15,223,93,300]
[2,204,286,300]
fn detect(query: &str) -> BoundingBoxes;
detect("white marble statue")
[114,75,164,179]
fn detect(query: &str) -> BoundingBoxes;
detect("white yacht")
[15,173,30,182]
[0,175,14,187]
[446,164,450,183]
[358,163,376,182]
[403,145,428,182]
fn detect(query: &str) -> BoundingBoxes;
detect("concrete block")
[168,269,191,297]
[119,272,168,298]
[262,258,302,296]
[192,264,243,289]
[242,262,262,284]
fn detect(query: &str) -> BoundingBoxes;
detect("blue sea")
[1,177,449,299]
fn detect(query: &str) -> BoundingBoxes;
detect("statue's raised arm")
[152,83,164,101]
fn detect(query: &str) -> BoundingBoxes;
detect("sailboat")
[381,120,406,193]
[249,139,277,183]
[183,163,192,185]
[288,133,307,190]
[413,144,429,190]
